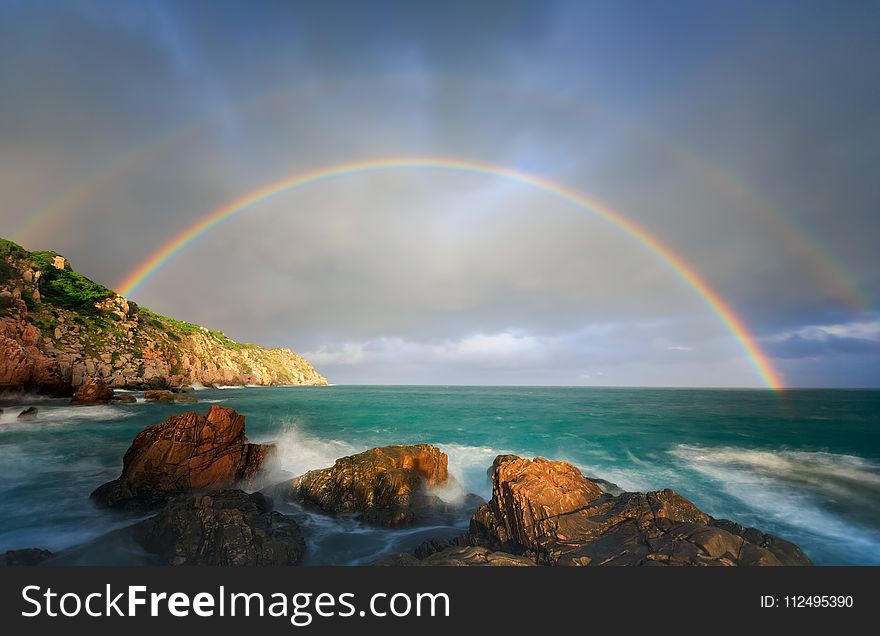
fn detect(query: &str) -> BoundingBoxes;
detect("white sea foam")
[670,444,880,561]
[271,422,360,479]
[0,403,136,428]
[437,442,516,498]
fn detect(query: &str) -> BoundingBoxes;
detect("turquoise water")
[0,386,878,565]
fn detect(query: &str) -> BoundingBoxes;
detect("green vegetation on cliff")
[0,237,328,390]
[30,250,114,314]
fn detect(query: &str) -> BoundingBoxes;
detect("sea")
[0,385,877,565]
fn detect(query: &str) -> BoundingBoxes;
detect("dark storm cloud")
[0,0,877,386]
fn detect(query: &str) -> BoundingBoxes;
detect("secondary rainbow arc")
[116,157,785,390]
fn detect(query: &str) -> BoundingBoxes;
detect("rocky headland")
[0,237,327,395]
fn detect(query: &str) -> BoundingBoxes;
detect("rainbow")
[116,157,785,390]
[15,73,867,312]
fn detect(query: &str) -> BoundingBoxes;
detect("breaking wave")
[670,444,880,563]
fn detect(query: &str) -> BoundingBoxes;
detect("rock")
[70,378,113,405]
[90,405,275,509]
[0,548,54,566]
[374,546,536,567]
[460,455,812,566]
[176,394,198,403]
[144,389,174,403]
[587,476,625,496]
[283,444,455,527]
[17,406,38,419]
[112,394,137,403]
[132,490,304,566]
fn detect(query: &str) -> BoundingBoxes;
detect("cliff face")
[0,238,327,394]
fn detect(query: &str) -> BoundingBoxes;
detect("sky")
[0,0,878,387]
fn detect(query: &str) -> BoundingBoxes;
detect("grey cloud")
[0,1,877,387]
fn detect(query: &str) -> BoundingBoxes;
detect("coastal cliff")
[0,238,327,394]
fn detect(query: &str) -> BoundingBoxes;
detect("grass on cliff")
[0,238,28,286]
[29,251,114,314]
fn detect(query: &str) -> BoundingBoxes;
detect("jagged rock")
[132,490,305,566]
[144,389,174,403]
[18,406,38,419]
[397,455,812,567]
[0,548,54,566]
[91,406,274,509]
[70,378,113,405]
[464,455,812,566]
[112,394,137,403]
[283,444,459,527]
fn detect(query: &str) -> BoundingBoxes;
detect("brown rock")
[112,394,137,403]
[90,405,275,509]
[133,490,304,566]
[284,444,452,527]
[176,394,198,403]
[461,455,812,566]
[144,389,174,403]
[70,378,113,405]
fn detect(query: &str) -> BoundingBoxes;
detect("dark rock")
[586,476,625,496]
[17,406,37,419]
[70,378,113,405]
[402,455,812,567]
[132,490,304,566]
[144,389,174,403]
[91,405,274,509]
[466,455,812,566]
[282,444,459,527]
[1,548,53,566]
[112,394,137,403]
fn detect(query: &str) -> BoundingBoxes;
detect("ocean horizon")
[1,385,877,566]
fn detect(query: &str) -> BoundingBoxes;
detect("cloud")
[766,320,880,359]
[0,1,877,386]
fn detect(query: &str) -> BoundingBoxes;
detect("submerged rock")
[393,455,812,567]
[17,406,38,419]
[0,548,54,566]
[91,405,274,509]
[176,394,198,403]
[282,444,469,527]
[113,394,137,403]
[144,389,174,403]
[70,378,113,405]
[132,490,304,566]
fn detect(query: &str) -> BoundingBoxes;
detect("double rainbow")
[116,157,784,390]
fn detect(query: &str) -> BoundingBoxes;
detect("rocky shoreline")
[3,405,812,567]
